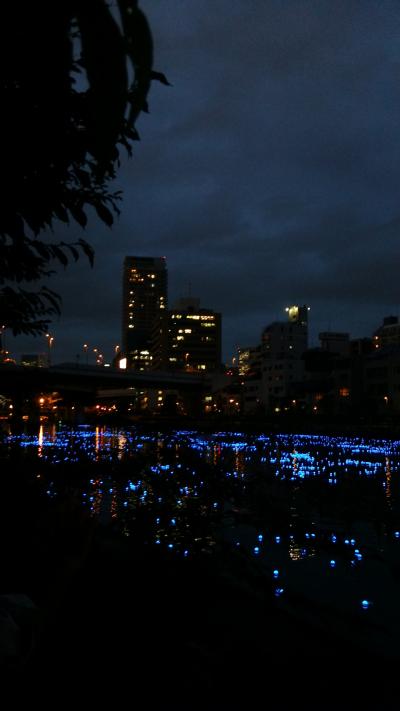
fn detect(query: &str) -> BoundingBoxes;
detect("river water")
[5,425,400,657]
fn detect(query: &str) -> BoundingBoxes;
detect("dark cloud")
[9,0,400,363]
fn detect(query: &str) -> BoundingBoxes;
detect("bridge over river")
[0,362,210,400]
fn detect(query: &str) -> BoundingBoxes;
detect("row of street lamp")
[43,334,120,367]
[1,327,120,367]
[83,343,120,366]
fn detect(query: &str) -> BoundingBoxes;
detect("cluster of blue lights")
[6,425,400,618]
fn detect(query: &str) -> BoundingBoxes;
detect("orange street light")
[45,333,54,365]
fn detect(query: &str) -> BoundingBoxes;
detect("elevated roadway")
[0,362,210,398]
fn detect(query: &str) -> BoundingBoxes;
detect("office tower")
[242,305,309,413]
[285,304,309,326]
[165,297,221,372]
[262,305,309,359]
[260,304,309,404]
[122,256,167,369]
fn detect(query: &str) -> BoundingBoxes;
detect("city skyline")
[6,0,400,363]
[6,249,400,365]
[5,258,397,368]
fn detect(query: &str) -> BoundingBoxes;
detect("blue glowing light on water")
[6,425,400,621]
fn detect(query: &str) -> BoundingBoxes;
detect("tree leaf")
[69,204,88,228]
[66,243,80,261]
[94,202,114,227]
[78,238,95,267]
[50,244,69,267]
[151,70,171,86]
[54,204,70,223]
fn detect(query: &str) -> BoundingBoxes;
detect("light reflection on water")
[5,426,400,631]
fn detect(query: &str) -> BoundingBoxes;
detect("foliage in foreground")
[0,1,169,335]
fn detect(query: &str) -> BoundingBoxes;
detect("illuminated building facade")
[166,298,221,372]
[238,346,261,376]
[122,256,167,370]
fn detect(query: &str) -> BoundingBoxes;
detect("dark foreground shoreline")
[13,523,400,710]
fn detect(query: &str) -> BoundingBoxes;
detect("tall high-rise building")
[122,256,167,369]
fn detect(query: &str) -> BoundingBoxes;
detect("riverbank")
[6,511,400,710]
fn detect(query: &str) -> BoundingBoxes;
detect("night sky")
[9,0,400,365]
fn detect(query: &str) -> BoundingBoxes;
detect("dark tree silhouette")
[0,0,169,335]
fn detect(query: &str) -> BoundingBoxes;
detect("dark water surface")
[5,426,400,618]
[4,425,400,707]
